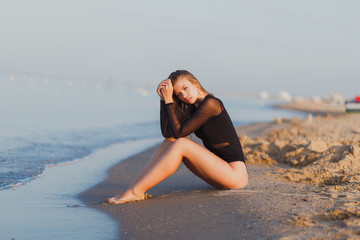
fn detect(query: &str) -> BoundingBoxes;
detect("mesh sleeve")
[164,96,222,138]
[160,100,172,138]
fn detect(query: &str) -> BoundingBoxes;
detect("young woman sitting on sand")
[106,70,248,204]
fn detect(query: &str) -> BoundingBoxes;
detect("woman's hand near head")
[161,79,174,104]
[157,80,166,100]
[157,79,173,103]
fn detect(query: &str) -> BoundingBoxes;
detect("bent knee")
[169,137,192,153]
[173,137,190,146]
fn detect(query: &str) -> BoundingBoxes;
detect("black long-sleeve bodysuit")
[160,94,245,163]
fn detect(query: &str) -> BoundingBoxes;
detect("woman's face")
[173,77,199,105]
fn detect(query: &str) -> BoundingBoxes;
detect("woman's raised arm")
[165,96,221,138]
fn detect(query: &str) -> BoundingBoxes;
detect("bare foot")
[105,190,151,204]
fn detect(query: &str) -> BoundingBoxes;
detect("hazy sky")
[1,0,359,97]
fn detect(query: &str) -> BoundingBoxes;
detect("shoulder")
[198,95,222,114]
[202,94,222,105]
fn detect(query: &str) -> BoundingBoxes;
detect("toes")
[105,198,115,204]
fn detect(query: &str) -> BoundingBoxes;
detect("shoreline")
[0,137,160,240]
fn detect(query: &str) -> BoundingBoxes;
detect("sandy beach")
[3,1,359,239]
[241,113,360,239]
[80,110,360,239]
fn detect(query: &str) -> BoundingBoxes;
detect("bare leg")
[132,138,175,184]
[107,137,248,204]
[131,138,247,194]
[106,138,175,203]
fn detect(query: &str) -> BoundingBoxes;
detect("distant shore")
[276,101,346,114]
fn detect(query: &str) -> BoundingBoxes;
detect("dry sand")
[241,113,360,239]
[80,113,360,239]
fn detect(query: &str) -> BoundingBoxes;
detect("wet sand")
[79,115,360,239]
[0,138,159,240]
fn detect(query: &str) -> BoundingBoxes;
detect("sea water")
[0,73,304,191]
[0,73,161,190]
[0,72,305,239]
